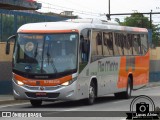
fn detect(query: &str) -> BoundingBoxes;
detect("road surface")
[0,86,160,120]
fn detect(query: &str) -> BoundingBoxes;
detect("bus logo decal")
[98,61,118,72]
[39,86,45,91]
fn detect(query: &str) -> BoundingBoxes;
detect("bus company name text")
[98,61,118,72]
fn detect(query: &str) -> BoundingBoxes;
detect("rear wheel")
[114,77,132,99]
[30,100,42,107]
[85,81,96,105]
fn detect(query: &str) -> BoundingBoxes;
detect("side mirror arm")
[5,35,16,55]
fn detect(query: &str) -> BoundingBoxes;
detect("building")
[0,0,41,10]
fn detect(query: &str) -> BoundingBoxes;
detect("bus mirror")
[5,35,16,55]
[6,42,10,55]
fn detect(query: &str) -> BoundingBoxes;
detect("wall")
[150,47,160,82]
[0,42,14,94]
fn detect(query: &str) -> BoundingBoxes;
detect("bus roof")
[17,18,148,33]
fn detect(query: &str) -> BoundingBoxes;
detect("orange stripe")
[117,51,149,89]
[13,73,72,86]
[18,29,79,33]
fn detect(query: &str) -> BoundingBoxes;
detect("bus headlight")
[61,77,77,86]
[12,74,25,86]
[61,81,70,86]
[17,80,24,86]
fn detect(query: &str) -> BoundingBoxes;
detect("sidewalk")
[0,82,160,105]
[146,81,160,88]
[0,95,13,102]
[0,95,28,105]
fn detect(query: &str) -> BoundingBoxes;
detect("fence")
[0,9,67,42]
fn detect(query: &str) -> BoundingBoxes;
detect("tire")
[30,100,42,107]
[114,77,132,99]
[124,77,132,99]
[85,81,96,105]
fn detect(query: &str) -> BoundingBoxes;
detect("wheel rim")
[127,82,131,96]
[89,85,95,102]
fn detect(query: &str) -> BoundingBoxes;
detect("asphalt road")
[0,86,160,120]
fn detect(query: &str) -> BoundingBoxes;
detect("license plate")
[36,92,47,96]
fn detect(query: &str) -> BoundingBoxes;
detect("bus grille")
[25,92,60,98]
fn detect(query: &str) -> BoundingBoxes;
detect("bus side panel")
[117,56,128,89]
[117,52,149,89]
[133,52,149,88]
[76,65,91,100]
[88,57,122,96]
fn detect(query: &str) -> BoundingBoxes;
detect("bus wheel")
[85,81,96,105]
[114,77,132,99]
[124,77,132,99]
[30,100,42,107]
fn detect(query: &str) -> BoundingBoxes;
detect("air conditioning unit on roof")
[66,18,119,25]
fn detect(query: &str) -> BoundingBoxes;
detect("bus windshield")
[13,33,78,74]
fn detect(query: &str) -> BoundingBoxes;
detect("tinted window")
[123,33,132,55]
[141,34,148,54]
[103,32,113,56]
[133,34,141,55]
[114,33,123,55]
[79,29,91,73]
[91,31,103,62]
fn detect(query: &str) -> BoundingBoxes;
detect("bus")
[6,18,149,106]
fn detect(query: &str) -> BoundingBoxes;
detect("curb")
[146,82,160,88]
[0,100,29,105]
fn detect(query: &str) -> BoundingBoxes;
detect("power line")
[60,0,103,14]
[42,6,100,17]
[37,0,101,16]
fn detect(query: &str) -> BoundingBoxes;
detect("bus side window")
[103,32,114,56]
[122,33,132,55]
[79,29,90,73]
[96,32,103,55]
[114,33,122,56]
[127,34,133,55]
[133,34,141,55]
[80,35,90,62]
[91,31,103,62]
[141,34,148,55]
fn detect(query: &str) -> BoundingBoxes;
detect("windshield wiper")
[34,43,38,58]
[46,43,57,73]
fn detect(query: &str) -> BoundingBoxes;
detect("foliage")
[121,13,150,28]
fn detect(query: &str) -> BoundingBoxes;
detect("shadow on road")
[24,95,135,108]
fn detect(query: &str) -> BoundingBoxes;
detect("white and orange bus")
[6,19,149,106]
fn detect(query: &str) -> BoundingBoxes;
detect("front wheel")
[30,100,42,107]
[85,82,96,105]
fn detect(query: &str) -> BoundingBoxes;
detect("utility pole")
[150,10,152,29]
[107,0,111,20]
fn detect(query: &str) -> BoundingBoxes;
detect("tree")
[115,12,160,46]
[121,13,150,28]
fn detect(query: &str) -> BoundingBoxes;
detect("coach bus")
[5,18,149,106]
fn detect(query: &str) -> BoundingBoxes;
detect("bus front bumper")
[12,79,78,101]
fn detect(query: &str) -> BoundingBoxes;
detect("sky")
[36,0,160,24]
